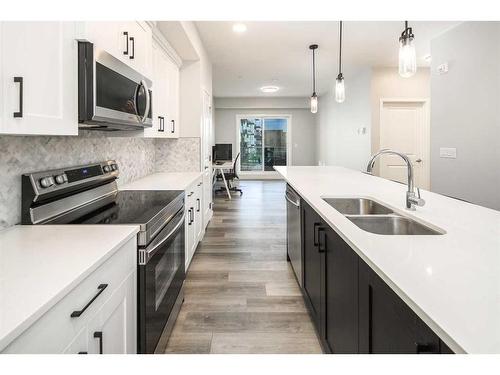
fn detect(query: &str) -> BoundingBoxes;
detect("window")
[238,116,290,173]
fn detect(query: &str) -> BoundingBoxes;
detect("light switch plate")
[439,147,457,158]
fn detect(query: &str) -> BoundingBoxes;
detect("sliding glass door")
[238,116,290,173]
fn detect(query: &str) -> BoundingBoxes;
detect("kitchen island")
[275,166,500,354]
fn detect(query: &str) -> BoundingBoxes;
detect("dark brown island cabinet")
[300,200,454,354]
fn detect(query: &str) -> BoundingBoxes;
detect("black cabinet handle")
[78,351,88,354]
[318,227,326,253]
[129,37,135,60]
[70,284,108,318]
[188,208,193,225]
[13,77,23,118]
[171,120,175,133]
[196,198,200,212]
[93,331,103,354]
[313,222,321,247]
[158,116,164,132]
[123,31,129,55]
[191,208,195,224]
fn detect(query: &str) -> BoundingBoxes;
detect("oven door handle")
[142,211,185,264]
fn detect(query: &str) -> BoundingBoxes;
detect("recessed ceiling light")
[232,23,247,33]
[260,86,280,93]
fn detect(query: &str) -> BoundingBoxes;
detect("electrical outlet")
[439,147,457,159]
[437,62,449,75]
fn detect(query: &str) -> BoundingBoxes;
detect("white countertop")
[0,225,139,351]
[120,172,203,191]
[275,166,500,354]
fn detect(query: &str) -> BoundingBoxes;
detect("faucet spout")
[366,149,425,210]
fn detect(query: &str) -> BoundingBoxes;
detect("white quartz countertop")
[0,225,139,351]
[120,172,203,191]
[275,166,500,354]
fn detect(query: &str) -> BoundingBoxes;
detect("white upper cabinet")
[144,36,180,139]
[165,56,180,138]
[78,21,152,79]
[0,22,78,135]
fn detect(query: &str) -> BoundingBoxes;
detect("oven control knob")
[111,164,118,171]
[103,165,111,173]
[39,176,55,188]
[54,174,67,185]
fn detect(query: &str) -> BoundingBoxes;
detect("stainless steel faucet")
[366,149,425,210]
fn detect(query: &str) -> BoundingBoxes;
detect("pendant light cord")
[338,21,343,77]
[312,48,316,93]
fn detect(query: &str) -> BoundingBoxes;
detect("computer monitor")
[213,144,232,162]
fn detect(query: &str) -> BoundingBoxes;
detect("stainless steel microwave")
[78,41,153,131]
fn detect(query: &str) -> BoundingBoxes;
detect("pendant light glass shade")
[335,75,345,103]
[398,22,417,78]
[310,93,318,113]
[335,21,345,103]
[309,44,319,113]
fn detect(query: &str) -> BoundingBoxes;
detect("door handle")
[188,208,193,225]
[318,227,326,253]
[70,284,108,318]
[93,331,103,354]
[171,120,175,133]
[123,31,129,55]
[13,77,23,118]
[138,80,150,123]
[415,158,422,163]
[158,116,164,132]
[196,198,200,212]
[129,36,135,59]
[313,222,321,247]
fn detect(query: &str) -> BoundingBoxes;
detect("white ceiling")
[195,21,460,97]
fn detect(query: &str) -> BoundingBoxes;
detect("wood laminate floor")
[164,180,322,354]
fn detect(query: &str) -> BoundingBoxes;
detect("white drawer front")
[3,237,136,353]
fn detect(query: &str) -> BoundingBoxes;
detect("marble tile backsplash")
[0,133,200,229]
[155,137,200,172]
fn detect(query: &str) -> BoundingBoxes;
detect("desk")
[212,161,233,199]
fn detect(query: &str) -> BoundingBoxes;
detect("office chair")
[215,152,243,195]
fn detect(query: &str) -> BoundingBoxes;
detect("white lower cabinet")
[2,237,137,354]
[86,272,136,354]
[185,176,204,269]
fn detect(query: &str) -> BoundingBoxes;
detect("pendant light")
[398,21,417,78]
[335,21,345,103]
[309,44,319,113]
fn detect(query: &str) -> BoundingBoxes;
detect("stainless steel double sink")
[322,198,444,235]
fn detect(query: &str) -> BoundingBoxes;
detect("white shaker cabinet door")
[165,57,180,138]
[0,22,78,135]
[144,40,170,138]
[87,271,137,354]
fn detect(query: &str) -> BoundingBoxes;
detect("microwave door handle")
[140,80,151,124]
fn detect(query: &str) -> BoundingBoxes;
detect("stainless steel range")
[21,160,185,354]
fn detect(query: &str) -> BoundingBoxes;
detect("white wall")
[371,67,430,154]
[430,22,500,210]
[213,97,317,166]
[316,67,372,170]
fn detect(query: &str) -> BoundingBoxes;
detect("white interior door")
[379,100,430,189]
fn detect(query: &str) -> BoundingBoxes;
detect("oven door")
[138,208,185,354]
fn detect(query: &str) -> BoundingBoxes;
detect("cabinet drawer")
[3,237,136,353]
